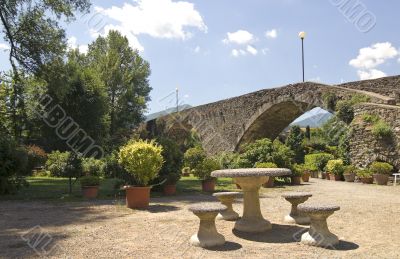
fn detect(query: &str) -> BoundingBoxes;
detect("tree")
[336,101,354,124]
[286,125,305,164]
[86,30,151,148]
[305,125,311,139]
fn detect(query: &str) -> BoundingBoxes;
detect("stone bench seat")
[282,192,313,225]
[213,192,241,221]
[188,202,227,248]
[297,203,340,247]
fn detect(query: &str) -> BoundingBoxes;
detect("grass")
[0,175,239,201]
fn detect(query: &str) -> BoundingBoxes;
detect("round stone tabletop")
[281,192,313,199]
[188,202,227,213]
[212,192,241,197]
[298,203,340,213]
[211,168,292,178]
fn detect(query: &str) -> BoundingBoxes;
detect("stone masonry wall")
[350,103,400,169]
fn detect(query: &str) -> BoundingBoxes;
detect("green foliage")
[344,165,357,175]
[82,158,105,177]
[156,137,183,185]
[118,140,164,186]
[45,151,70,177]
[326,159,344,175]
[304,153,335,171]
[26,145,47,172]
[103,152,127,179]
[255,162,278,168]
[303,137,328,154]
[372,121,392,138]
[184,146,207,169]
[361,114,379,123]
[336,101,354,124]
[348,94,370,105]
[193,157,221,180]
[320,116,349,146]
[0,136,29,194]
[356,169,373,178]
[80,176,100,186]
[305,125,311,139]
[338,131,350,165]
[322,92,338,111]
[291,164,305,176]
[214,151,241,169]
[285,126,305,164]
[369,162,393,175]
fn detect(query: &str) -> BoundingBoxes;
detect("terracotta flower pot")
[360,177,373,184]
[320,171,326,179]
[163,184,177,195]
[330,174,341,181]
[291,176,301,185]
[262,177,275,188]
[302,172,310,182]
[374,174,389,185]
[310,171,318,178]
[201,179,216,192]
[82,186,99,199]
[125,186,151,209]
[235,183,241,189]
[343,173,355,182]
[325,173,330,180]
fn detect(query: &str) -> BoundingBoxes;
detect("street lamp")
[298,31,306,82]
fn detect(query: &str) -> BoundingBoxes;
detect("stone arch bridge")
[145,76,399,155]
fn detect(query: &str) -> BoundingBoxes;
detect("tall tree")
[87,30,151,147]
[286,125,305,164]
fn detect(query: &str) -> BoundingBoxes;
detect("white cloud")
[0,43,10,51]
[349,42,399,80]
[265,29,277,39]
[223,30,254,45]
[194,46,200,53]
[67,37,89,54]
[231,49,246,57]
[358,69,387,80]
[246,45,258,55]
[102,24,144,51]
[261,48,269,55]
[95,0,207,51]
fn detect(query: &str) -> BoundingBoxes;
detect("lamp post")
[298,31,306,82]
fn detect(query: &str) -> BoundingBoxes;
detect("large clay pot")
[291,176,301,185]
[262,177,274,188]
[201,179,216,192]
[330,174,341,181]
[310,171,318,178]
[320,172,326,179]
[163,184,177,195]
[125,186,151,209]
[360,177,373,184]
[302,172,310,182]
[325,173,330,180]
[343,173,355,182]
[82,186,99,199]
[374,174,389,185]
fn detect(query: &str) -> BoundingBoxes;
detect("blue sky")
[1,0,399,114]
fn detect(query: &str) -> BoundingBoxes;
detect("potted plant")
[326,159,344,181]
[193,157,221,192]
[370,161,393,185]
[80,176,100,199]
[118,139,164,209]
[182,167,190,177]
[163,173,180,195]
[256,162,277,188]
[291,164,303,185]
[356,169,373,184]
[302,164,316,182]
[343,165,357,182]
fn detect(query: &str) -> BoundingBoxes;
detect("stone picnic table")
[211,168,292,233]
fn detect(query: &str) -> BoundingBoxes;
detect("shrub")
[193,157,221,180]
[0,136,29,194]
[323,92,337,111]
[45,151,70,177]
[255,162,278,168]
[214,151,241,169]
[336,101,354,124]
[372,121,392,138]
[182,167,190,174]
[369,162,393,175]
[305,153,334,172]
[26,145,47,172]
[184,146,206,169]
[344,165,357,175]
[82,157,105,177]
[80,175,100,186]
[103,152,127,179]
[361,114,379,124]
[326,159,344,175]
[118,139,164,186]
[356,169,373,178]
[156,137,183,185]
[291,164,305,176]
[286,126,305,164]
[349,94,370,105]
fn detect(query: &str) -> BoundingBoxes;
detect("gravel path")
[1,179,400,258]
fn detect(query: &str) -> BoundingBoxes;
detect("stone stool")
[213,192,240,221]
[188,202,227,248]
[297,203,340,247]
[281,192,312,225]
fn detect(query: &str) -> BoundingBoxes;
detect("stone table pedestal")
[281,192,312,225]
[298,204,340,247]
[211,168,292,233]
[213,192,240,221]
[188,202,227,248]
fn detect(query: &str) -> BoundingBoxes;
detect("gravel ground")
[1,179,400,259]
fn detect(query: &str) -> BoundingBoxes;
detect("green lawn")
[0,176,238,201]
